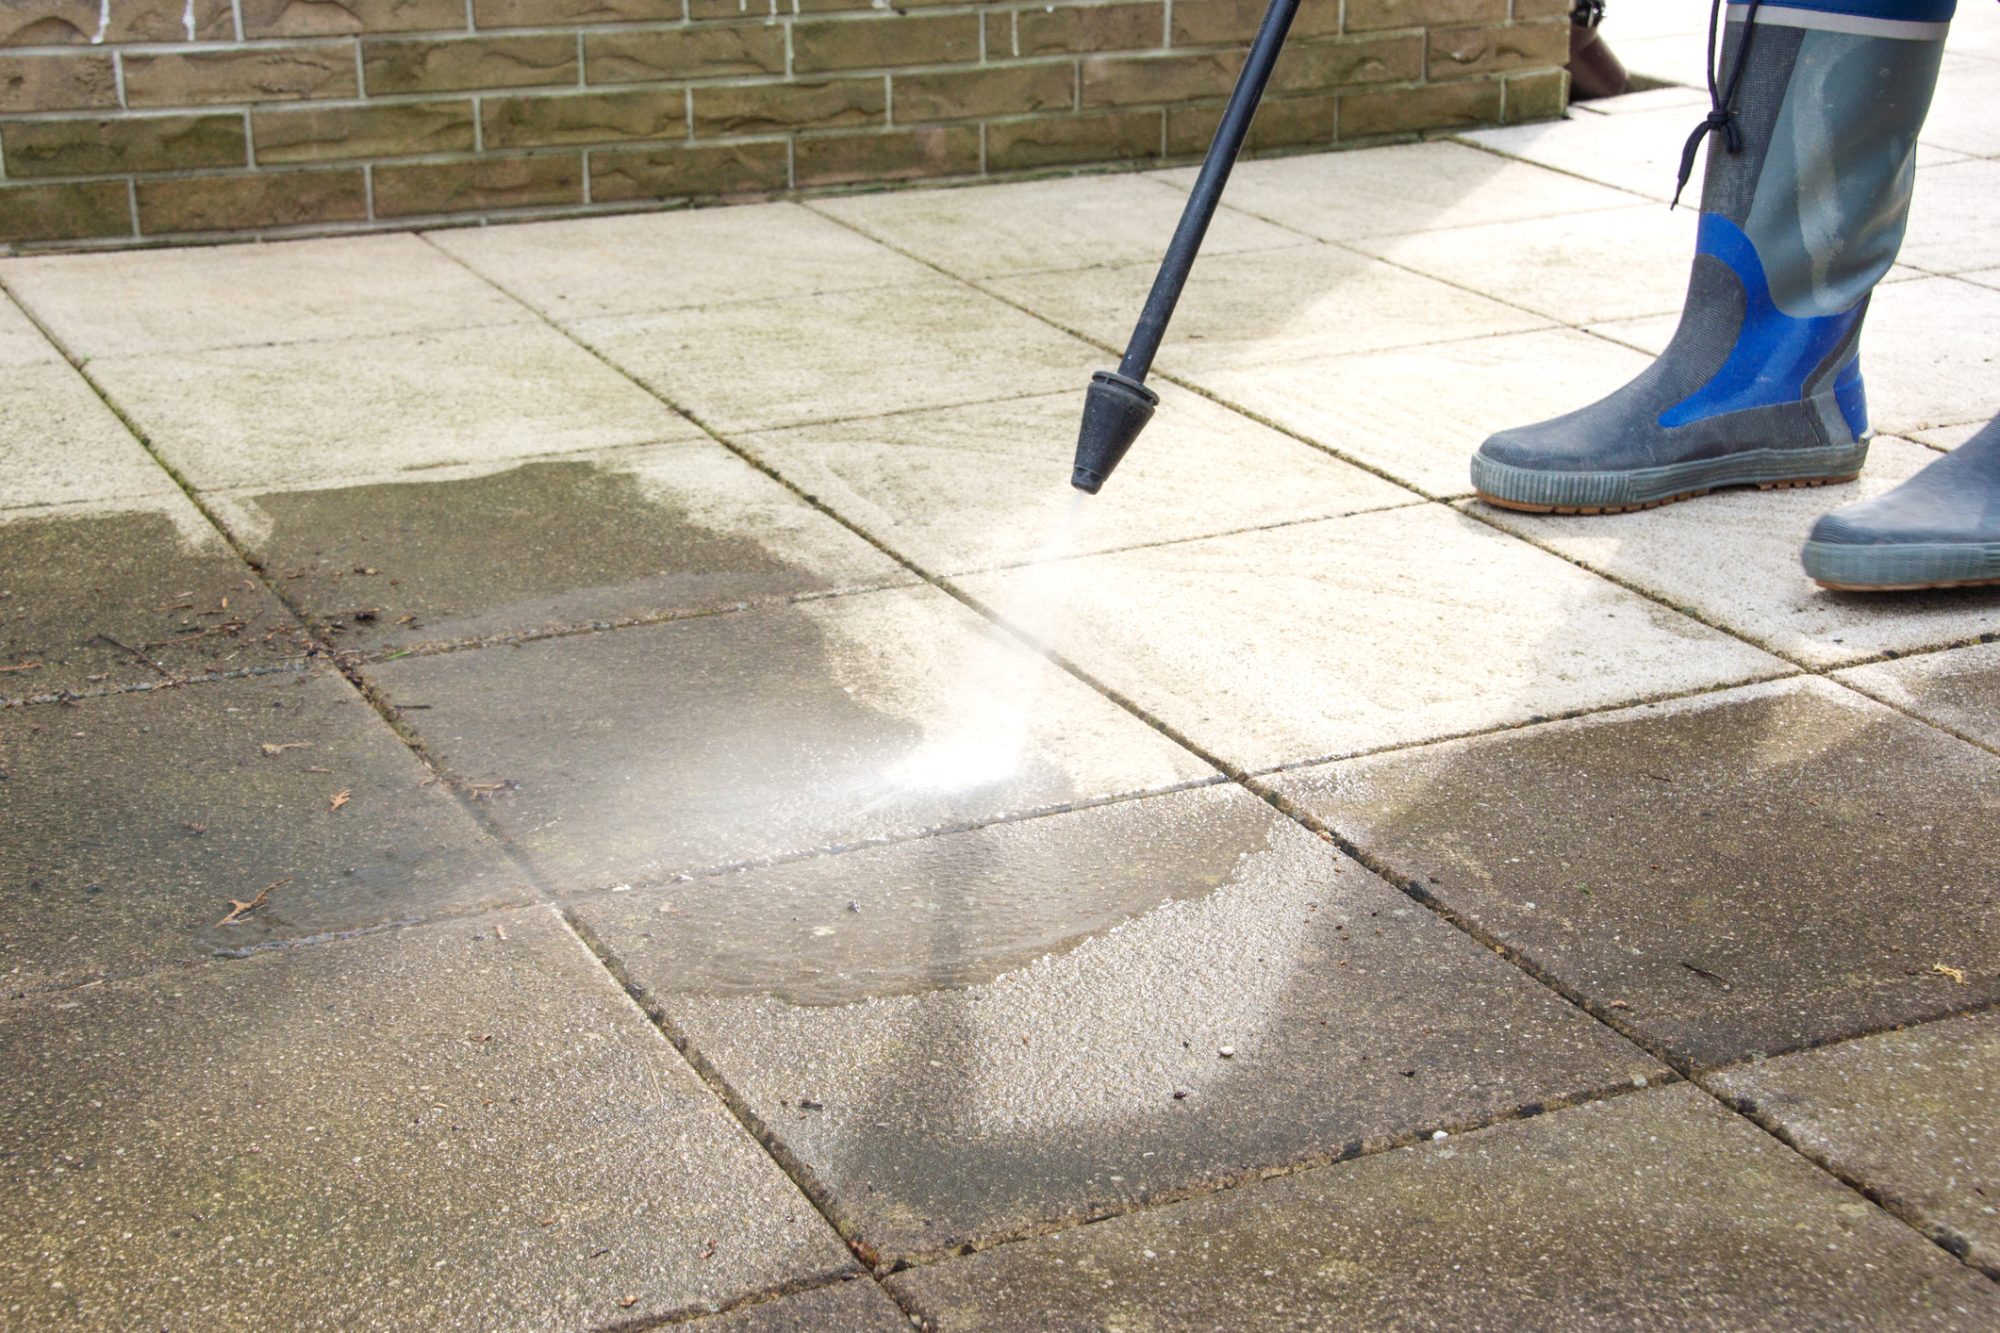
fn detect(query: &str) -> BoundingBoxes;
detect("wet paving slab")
[1,670,523,994]
[572,785,1662,1260]
[0,907,855,1331]
[206,443,907,655]
[366,584,1214,892]
[887,1084,2000,1330]
[683,1279,908,1332]
[1271,677,2000,1070]
[1838,641,2000,751]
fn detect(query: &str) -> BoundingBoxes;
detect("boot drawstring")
[1672,0,1764,208]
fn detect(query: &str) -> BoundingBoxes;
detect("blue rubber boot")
[1472,0,1953,514]
[1803,419,2000,589]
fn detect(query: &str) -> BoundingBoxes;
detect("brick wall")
[0,0,1569,250]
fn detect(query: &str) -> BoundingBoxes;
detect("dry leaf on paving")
[260,742,310,757]
[329,789,352,812]
[218,877,290,926]
[1933,963,1969,985]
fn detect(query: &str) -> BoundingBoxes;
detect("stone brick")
[1344,0,1505,32]
[1080,51,1242,108]
[253,100,475,162]
[793,125,978,186]
[473,0,679,27]
[791,14,980,74]
[589,138,788,199]
[136,169,368,232]
[585,25,787,84]
[364,34,579,94]
[240,0,464,38]
[1338,75,1500,137]
[1014,2,1162,56]
[1272,32,1423,93]
[124,47,361,108]
[690,78,884,135]
[1504,67,1568,123]
[0,180,130,245]
[985,106,1161,170]
[1170,0,1339,47]
[893,63,1073,123]
[0,54,118,114]
[484,88,686,147]
[1513,0,1573,17]
[1429,18,1569,79]
[2,115,247,178]
[373,153,583,216]
[1166,92,1333,154]
[2,0,231,46]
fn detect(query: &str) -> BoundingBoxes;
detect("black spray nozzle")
[1070,370,1159,494]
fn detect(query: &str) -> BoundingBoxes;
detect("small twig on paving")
[0,661,39,674]
[92,633,176,680]
[218,877,290,926]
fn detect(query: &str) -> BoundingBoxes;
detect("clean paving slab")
[86,322,701,491]
[0,907,856,1331]
[889,1084,2000,1331]
[1470,437,2000,669]
[0,490,307,702]
[1922,55,2000,159]
[366,583,1214,891]
[206,442,908,654]
[573,785,1661,1258]
[1837,640,2000,750]
[0,361,176,512]
[683,1280,909,1332]
[987,244,1551,378]
[1,233,529,357]
[1272,677,2000,1069]
[811,173,1307,278]
[955,504,1786,772]
[573,278,1095,434]
[1903,159,2000,274]
[1157,139,1643,243]
[0,292,60,367]
[0,669,524,993]
[1191,327,1654,498]
[428,202,935,320]
[1711,1011,2000,1277]
[1567,85,1710,116]
[1598,32,1714,93]
[1458,106,1709,204]
[736,383,1416,576]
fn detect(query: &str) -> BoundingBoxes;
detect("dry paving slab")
[1837,640,2000,750]
[887,1084,2000,1331]
[0,361,176,514]
[1710,1011,2000,1278]
[0,907,856,1331]
[204,442,909,656]
[682,1279,910,1331]
[1272,677,2000,1070]
[572,785,1663,1260]
[366,583,1214,893]
[1,670,524,993]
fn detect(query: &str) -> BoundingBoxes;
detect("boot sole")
[1802,539,2000,592]
[1471,443,1869,516]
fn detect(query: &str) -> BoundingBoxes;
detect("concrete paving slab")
[1159,140,1643,243]
[86,322,701,491]
[956,504,1785,772]
[1470,437,2000,669]
[573,785,1661,1258]
[736,384,1415,576]
[1837,641,2000,751]
[1191,327,1654,498]
[1923,55,2000,159]
[0,293,60,368]
[0,670,524,993]
[988,244,1551,378]
[573,279,1093,434]
[0,492,307,702]
[1946,2,2000,62]
[1711,1012,2000,1278]
[1904,160,2000,274]
[685,1280,908,1332]
[1350,204,1698,326]
[367,584,1213,891]
[1569,85,1709,116]
[1272,677,2000,1069]
[1602,5,1710,42]
[1,233,530,358]
[429,202,935,321]
[0,907,855,1330]
[207,442,907,654]
[1610,33,1715,92]
[889,1084,2000,1331]
[812,174,1307,278]
[1458,108,1707,204]
[0,362,176,512]
[1909,420,1988,449]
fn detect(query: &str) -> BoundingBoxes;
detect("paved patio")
[6,7,2000,1329]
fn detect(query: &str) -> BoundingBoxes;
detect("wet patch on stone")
[1273,677,2000,1069]
[576,785,1660,1259]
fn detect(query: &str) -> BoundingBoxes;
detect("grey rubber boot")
[1471,1,1951,514]
[1802,418,2000,590]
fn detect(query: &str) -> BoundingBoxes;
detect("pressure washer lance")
[1069,0,1305,495]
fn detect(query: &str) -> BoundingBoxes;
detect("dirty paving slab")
[572,785,1663,1260]
[0,908,856,1331]
[1837,640,2000,751]
[1,670,524,994]
[888,1085,2000,1331]
[365,584,1213,892]
[1272,677,2000,1070]
[677,1279,909,1332]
